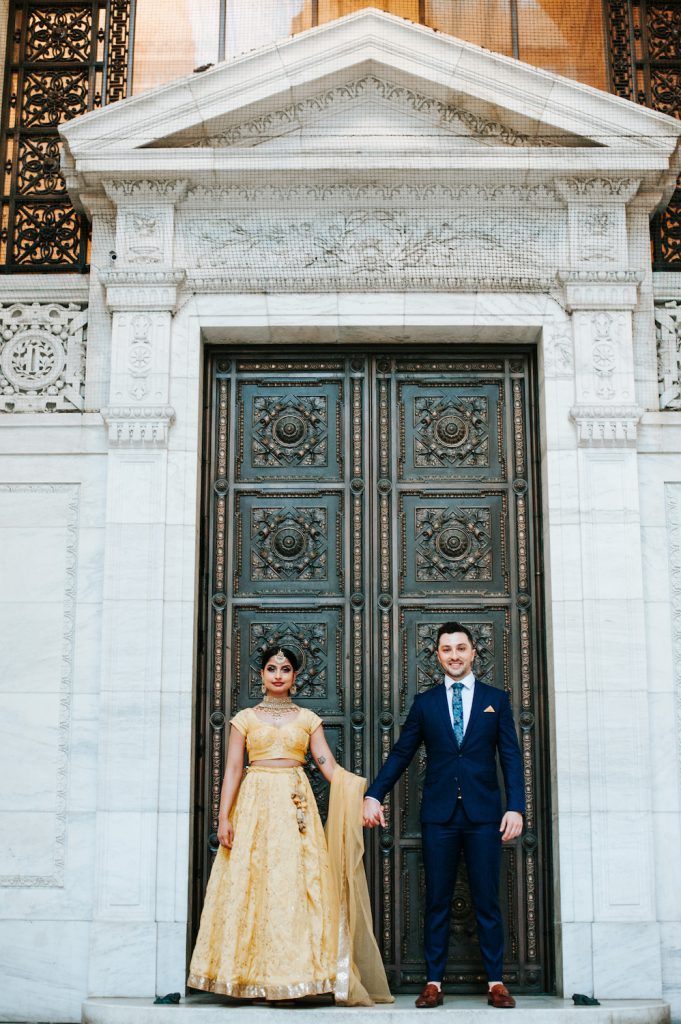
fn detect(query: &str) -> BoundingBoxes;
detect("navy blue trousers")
[421,801,504,983]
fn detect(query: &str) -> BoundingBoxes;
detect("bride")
[188,645,392,1005]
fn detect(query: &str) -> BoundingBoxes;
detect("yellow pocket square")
[483,705,495,713]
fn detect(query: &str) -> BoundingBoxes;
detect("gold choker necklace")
[257,695,297,720]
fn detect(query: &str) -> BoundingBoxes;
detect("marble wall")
[2,282,681,1019]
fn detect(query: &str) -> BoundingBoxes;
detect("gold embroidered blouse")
[230,706,322,762]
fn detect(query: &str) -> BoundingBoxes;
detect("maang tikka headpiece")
[274,649,287,664]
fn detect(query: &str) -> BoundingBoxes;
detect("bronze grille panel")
[606,0,681,269]
[193,349,550,993]
[0,0,132,272]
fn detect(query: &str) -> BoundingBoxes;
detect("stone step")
[82,996,670,1024]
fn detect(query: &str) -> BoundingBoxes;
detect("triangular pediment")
[60,6,681,201]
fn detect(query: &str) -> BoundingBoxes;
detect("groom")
[363,622,525,1009]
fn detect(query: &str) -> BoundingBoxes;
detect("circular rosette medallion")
[272,524,306,559]
[436,525,471,561]
[1,330,65,392]
[434,413,468,448]
[272,412,307,447]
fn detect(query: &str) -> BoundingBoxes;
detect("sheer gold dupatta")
[325,767,394,1006]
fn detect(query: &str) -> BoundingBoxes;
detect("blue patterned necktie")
[451,682,464,747]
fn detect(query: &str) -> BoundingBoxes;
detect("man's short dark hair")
[436,621,476,648]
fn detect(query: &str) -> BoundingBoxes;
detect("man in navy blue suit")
[363,622,525,1009]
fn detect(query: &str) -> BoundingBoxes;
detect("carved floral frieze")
[543,320,574,377]
[179,206,559,290]
[656,301,681,410]
[183,182,563,205]
[0,301,87,412]
[191,75,561,150]
[102,179,188,204]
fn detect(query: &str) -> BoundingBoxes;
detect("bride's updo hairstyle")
[260,645,300,672]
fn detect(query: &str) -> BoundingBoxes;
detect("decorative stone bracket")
[101,404,175,447]
[569,404,643,446]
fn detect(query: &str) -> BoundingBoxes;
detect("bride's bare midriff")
[250,759,303,767]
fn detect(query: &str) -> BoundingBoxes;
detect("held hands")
[362,796,386,829]
[499,810,523,842]
[217,818,234,848]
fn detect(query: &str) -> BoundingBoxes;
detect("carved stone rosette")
[0,301,87,412]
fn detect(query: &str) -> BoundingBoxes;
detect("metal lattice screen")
[0,0,131,271]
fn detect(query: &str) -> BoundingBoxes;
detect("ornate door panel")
[194,350,548,994]
[372,356,545,992]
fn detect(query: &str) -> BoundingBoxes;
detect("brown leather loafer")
[415,983,444,1008]
[488,983,516,1008]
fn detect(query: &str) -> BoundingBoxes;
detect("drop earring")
[261,682,266,694]
[291,683,297,696]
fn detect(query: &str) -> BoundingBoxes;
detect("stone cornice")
[100,268,186,313]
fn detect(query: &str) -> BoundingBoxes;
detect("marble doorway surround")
[51,6,681,1016]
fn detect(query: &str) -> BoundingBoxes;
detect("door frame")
[189,339,554,994]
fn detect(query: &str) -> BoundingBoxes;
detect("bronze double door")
[194,348,549,993]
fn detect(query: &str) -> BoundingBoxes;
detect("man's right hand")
[362,796,386,828]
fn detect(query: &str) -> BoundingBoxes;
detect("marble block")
[593,923,662,999]
[0,919,90,1023]
[89,922,158,998]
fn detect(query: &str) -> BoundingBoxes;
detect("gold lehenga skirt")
[188,766,336,1000]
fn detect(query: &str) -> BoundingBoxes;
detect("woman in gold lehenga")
[188,646,393,1006]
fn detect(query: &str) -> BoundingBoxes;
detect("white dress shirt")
[445,672,475,734]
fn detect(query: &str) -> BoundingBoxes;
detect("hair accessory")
[274,649,287,664]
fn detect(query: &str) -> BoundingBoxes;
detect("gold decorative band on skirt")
[186,973,335,1000]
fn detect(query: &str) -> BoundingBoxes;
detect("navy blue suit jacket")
[366,679,525,824]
